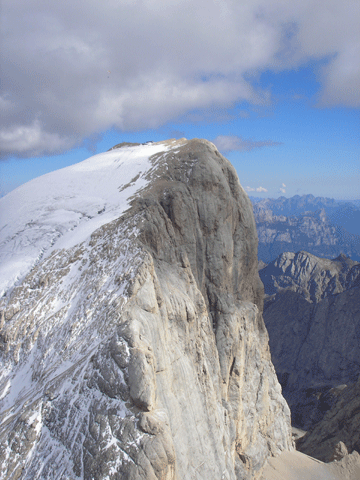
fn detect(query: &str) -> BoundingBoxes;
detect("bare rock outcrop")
[0,139,292,479]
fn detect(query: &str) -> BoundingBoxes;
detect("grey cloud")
[1,0,359,158]
[212,135,282,153]
[0,121,74,157]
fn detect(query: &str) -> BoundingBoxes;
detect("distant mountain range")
[250,194,360,263]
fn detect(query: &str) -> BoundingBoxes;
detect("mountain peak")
[0,139,291,479]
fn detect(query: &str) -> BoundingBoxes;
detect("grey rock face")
[330,441,349,461]
[0,139,291,480]
[261,251,360,429]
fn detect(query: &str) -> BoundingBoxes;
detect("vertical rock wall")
[120,139,292,479]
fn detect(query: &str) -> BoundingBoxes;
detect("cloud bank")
[1,0,359,157]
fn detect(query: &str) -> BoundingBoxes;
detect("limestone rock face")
[0,139,291,480]
[261,251,360,429]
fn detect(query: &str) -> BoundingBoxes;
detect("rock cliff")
[0,139,292,480]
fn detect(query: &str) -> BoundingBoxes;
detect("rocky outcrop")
[297,377,360,462]
[0,139,292,480]
[260,251,360,429]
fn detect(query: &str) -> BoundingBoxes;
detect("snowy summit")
[0,140,183,296]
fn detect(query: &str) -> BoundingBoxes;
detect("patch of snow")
[0,347,38,416]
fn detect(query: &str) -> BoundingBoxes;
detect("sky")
[1,0,359,200]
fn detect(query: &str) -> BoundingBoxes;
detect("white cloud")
[279,182,286,193]
[246,186,268,193]
[1,0,359,157]
[212,135,281,153]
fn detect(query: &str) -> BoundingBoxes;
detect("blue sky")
[1,0,359,200]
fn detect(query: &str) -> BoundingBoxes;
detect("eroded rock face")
[0,139,291,480]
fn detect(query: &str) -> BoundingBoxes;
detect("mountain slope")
[0,141,173,296]
[0,139,292,480]
[297,376,360,462]
[260,251,359,302]
[260,251,360,429]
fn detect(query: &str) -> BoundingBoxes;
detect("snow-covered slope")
[0,141,175,296]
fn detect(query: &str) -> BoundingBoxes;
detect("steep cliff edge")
[0,139,291,480]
